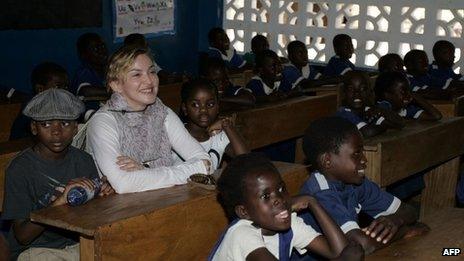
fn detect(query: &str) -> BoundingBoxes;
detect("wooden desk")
[233,94,337,150]
[363,118,464,217]
[0,102,22,142]
[229,70,254,87]
[368,208,464,260]
[429,95,464,118]
[31,161,309,261]
[303,85,341,106]
[157,82,184,112]
[0,137,34,210]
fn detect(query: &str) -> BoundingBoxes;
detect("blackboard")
[0,0,102,30]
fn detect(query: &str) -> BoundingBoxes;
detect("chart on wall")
[113,0,175,40]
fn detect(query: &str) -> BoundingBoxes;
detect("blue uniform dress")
[334,106,385,130]
[71,63,105,110]
[377,100,424,119]
[428,62,463,89]
[457,172,464,205]
[299,172,401,234]
[245,76,281,97]
[323,55,355,77]
[207,47,247,69]
[280,63,321,92]
[223,83,252,97]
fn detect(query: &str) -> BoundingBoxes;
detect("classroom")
[1,0,464,260]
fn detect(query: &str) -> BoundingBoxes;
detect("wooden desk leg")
[294,138,305,164]
[420,157,460,218]
[80,236,95,261]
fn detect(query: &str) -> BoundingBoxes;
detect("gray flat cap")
[23,88,85,121]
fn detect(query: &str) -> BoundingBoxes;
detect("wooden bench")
[363,118,464,217]
[0,102,22,142]
[368,208,464,260]
[0,137,34,210]
[157,82,183,112]
[31,161,309,261]
[428,94,464,118]
[229,70,254,87]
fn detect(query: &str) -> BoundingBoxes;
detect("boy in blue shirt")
[429,40,464,90]
[323,34,355,77]
[71,33,108,99]
[378,53,404,73]
[335,71,404,138]
[281,41,323,92]
[207,27,248,71]
[299,117,428,255]
[243,34,270,66]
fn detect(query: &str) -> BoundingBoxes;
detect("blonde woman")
[86,46,211,193]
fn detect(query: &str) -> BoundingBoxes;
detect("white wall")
[223,0,464,72]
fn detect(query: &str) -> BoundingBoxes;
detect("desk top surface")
[368,208,464,260]
[363,117,464,151]
[31,161,307,236]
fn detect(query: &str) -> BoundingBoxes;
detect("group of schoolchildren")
[2,26,464,260]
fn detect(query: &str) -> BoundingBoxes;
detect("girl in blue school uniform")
[209,153,363,261]
[323,34,356,77]
[375,71,442,121]
[207,27,247,70]
[429,40,464,91]
[245,49,287,102]
[335,71,404,138]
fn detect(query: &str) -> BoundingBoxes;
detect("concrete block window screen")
[223,0,464,73]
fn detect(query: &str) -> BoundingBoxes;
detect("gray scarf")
[106,93,173,168]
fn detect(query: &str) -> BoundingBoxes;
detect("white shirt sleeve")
[291,213,322,255]
[86,108,210,194]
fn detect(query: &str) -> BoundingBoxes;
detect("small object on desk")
[67,178,102,206]
[188,174,216,190]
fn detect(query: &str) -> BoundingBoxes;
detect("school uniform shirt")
[207,47,247,69]
[172,131,230,170]
[280,63,322,92]
[70,63,105,95]
[428,62,463,90]
[323,55,355,77]
[246,76,281,96]
[377,100,424,119]
[334,106,385,130]
[299,172,401,234]
[211,213,321,261]
[224,84,253,97]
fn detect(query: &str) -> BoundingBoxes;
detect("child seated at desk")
[299,117,428,255]
[201,57,255,106]
[9,62,69,141]
[375,71,442,121]
[378,53,405,73]
[71,33,108,99]
[207,27,248,71]
[335,71,404,137]
[323,34,355,77]
[2,89,114,260]
[281,40,323,92]
[429,40,464,90]
[209,153,363,261]
[124,33,184,85]
[243,34,270,66]
[246,50,288,102]
[177,78,248,169]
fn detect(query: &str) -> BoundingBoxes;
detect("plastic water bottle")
[67,178,102,206]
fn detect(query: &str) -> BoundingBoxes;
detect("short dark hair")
[303,117,359,168]
[378,53,403,73]
[255,49,279,69]
[432,40,454,58]
[124,33,147,48]
[181,78,218,104]
[251,35,268,51]
[76,32,102,58]
[374,71,408,100]
[30,62,67,91]
[403,49,427,68]
[208,27,226,45]
[287,40,306,55]
[217,153,279,220]
[200,57,227,77]
[333,34,352,47]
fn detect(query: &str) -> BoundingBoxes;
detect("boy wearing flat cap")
[2,89,113,260]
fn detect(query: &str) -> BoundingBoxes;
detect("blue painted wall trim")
[0,0,223,93]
